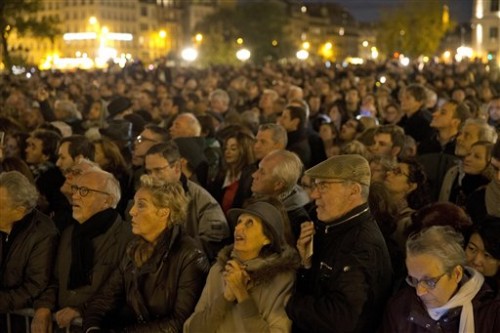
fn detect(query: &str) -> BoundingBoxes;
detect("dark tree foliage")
[1,0,61,71]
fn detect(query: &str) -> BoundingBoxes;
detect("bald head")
[169,113,201,139]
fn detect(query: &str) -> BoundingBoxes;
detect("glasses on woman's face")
[405,272,448,290]
[71,184,109,197]
[391,166,410,178]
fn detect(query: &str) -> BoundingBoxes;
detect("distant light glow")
[272,40,278,46]
[399,56,410,66]
[63,32,97,40]
[63,32,132,41]
[371,47,379,59]
[302,42,310,50]
[475,1,483,19]
[195,33,203,43]
[236,48,251,61]
[159,30,167,39]
[181,47,198,62]
[236,37,244,45]
[362,40,368,47]
[476,24,483,45]
[443,50,451,59]
[107,33,133,41]
[296,49,309,60]
[301,6,307,13]
[339,27,344,36]
[344,57,364,65]
[89,16,97,25]
[379,76,386,84]
[456,46,473,61]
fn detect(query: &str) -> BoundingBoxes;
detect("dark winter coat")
[0,210,58,312]
[286,203,393,333]
[83,224,209,333]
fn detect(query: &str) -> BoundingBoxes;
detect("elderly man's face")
[406,253,461,309]
[455,123,480,157]
[71,173,111,223]
[310,179,355,222]
[253,129,282,160]
[251,157,280,195]
[169,115,193,139]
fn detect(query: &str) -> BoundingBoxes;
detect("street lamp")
[181,47,198,62]
[236,48,251,61]
[296,49,309,60]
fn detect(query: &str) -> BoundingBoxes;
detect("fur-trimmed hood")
[216,245,300,287]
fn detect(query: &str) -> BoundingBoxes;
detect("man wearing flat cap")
[286,154,392,333]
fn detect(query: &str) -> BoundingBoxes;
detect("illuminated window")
[491,0,499,12]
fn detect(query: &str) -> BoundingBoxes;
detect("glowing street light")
[195,33,203,43]
[159,30,167,39]
[302,41,310,50]
[296,49,309,60]
[89,16,97,25]
[236,48,251,61]
[236,37,244,45]
[181,47,198,62]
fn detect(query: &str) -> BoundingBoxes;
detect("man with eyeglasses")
[286,154,392,333]
[32,169,132,333]
[381,226,500,333]
[144,142,229,261]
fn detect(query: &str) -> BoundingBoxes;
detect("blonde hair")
[128,175,189,267]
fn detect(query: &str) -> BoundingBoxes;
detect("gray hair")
[138,174,189,226]
[258,123,288,147]
[344,180,370,201]
[209,89,230,106]
[265,150,303,193]
[81,170,121,208]
[462,118,498,143]
[406,225,466,272]
[0,171,39,211]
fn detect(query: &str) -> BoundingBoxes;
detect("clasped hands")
[222,259,250,303]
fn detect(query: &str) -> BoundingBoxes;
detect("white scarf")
[427,267,484,333]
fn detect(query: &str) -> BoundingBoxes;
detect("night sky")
[303,0,474,23]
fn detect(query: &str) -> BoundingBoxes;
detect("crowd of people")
[1,57,500,332]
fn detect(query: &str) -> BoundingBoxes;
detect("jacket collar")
[317,203,371,234]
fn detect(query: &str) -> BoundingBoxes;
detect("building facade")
[472,0,500,65]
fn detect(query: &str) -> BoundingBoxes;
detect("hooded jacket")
[184,245,300,333]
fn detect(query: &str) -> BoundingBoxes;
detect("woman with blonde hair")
[82,175,209,332]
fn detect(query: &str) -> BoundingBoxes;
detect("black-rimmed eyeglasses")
[405,272,448,290]
[71,184,110,197]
